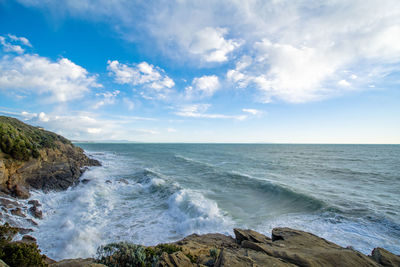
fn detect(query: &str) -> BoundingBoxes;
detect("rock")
[17,227,33,234]
[117,178,129,184]
[12,184,30,199]
[50,258,107,267]
[10,207,25,217]
[157,251,195,267]
[21,235,37,244]
[81,179,91,184]
[105,180,112,184]
[26,218,38,226]
[233,228,271,244]
[371,247,400,267]
[28,199,41,207]
[29,205,43,219]
[0,197,20,209]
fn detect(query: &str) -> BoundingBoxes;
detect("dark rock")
[29,205,43,219]
[21,235,37,244]
[28,199,41,207]
[371,247,400,267]
[26,218,38,226]
[0,197,20,209]
[117,178,129,184]
[10,207,25,217]
[17,227,33,234]
[81,179,91,184]
[105,180,112,184]
[12,185,30,199]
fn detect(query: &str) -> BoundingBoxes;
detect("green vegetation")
[0,223,47,267]
[96,242,183,267]
[0,116,70,161]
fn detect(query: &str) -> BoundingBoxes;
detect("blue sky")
[0,0,399,143]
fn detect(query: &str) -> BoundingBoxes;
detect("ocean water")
[27,144,400,260]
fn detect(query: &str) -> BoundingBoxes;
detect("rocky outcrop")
[159,228,400,267]
[0,116,100,198]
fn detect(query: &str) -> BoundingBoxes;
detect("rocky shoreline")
[19,227,400,267]
[1,116,399,266]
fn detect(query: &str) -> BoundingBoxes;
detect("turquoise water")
[31,144,400,259]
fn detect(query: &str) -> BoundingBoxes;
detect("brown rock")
[29,205,43,219]
[157,251,195,267]
[12,184,30,199]
[26,218,39,226]
[10,207,26,217]
[233,228,271,244]
[28,199,41,207]
[21,235,37,244]
[50,258,107,267]
[371,247,400,267]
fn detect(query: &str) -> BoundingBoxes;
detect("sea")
[22,144,400,260]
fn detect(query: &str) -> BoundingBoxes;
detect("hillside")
[0,116,100,198]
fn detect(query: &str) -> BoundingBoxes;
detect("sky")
[0,0,399,143]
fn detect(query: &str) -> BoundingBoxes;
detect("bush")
[0,116,71,161]
[0,223,47,267]
[96,242,183,267]
[0,242,47,267]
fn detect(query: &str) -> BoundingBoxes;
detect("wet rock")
[12,184,30,199]
[21,235,37,244]
[117,178,129,184]
[29,205,43,219]
[17,227,33,234]
[28,199,41,207]
[105,180,112,184]
[10,207,25,217]
[81,179,91,184]
[26,218,38,226]
[0,197,20,209]
[371,247,400,267]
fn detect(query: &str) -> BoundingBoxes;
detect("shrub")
[0,223,47,267]
[96,242,183,267]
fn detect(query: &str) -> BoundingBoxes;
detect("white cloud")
[175,104,246,120]
[189,27,242,62]
[185,75,220,99]
[93,90,120,109]
[107,60,175,100]
[242,108,262,116]
[7,34,32,47]
[0,36,24,54]
[338,80,351,87]
[16,0,400,103]
[0,53,101,102]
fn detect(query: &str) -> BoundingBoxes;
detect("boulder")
[371,247,400,267]
[12,185,30,199]
[28,199,41,207]
[10,207,25,217]
[29,205,43,219]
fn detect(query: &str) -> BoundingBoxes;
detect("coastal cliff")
[0,116,100,198]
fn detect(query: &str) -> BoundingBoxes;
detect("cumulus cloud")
[107,60,175,100]
[0,34,29,54]
[0,53,101,102]
[185,75,220,99]
[189,27,242,62]
[17,0,400,103]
